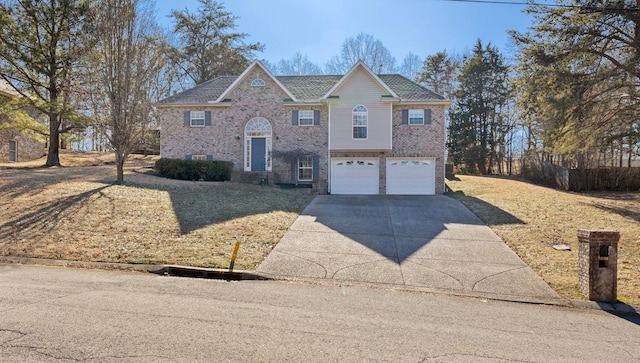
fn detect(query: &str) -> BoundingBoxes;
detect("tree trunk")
[45,113,60,167]
[116,153,125,184]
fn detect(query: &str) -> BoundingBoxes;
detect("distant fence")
[522,157,640,191]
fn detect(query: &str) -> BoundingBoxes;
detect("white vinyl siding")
[328,68,392,150]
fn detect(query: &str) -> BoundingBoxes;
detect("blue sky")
[155,0,553,66]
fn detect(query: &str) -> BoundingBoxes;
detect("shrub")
[154,158,233,181]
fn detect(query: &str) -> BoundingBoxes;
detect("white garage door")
[386,158,436,195]
[330,157,379,194]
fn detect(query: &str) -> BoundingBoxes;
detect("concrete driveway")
[257,195,560,303]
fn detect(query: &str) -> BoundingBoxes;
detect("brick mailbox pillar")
[577,229,619,302]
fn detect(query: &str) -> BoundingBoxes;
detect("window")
[298,156,313,181]
[251,79,265,87]
[190,111,205,127]
[408,109,424,125]
[298,110,314,126]
[352,105,368,139]
[8,140,17,162]
[191,155,206,161]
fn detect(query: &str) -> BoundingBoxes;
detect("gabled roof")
[157,61,447,105]
[378,75,445,101]
[214,60,297,103]
[157,76,236,105]
[322,61,398,99]
[277,75,342,102]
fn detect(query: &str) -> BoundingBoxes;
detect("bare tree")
[325,33,396,74]
[93,0,165,183]
[399,52,422,81]
[271,51,323,75]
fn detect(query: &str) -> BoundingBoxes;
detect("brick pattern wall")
[0,128,45,163]
[391,106,446,194]
[578,229,619,302]
[160,69,447,194]
[159,68,328,192]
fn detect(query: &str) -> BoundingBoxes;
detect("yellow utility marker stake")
[229,241,241,272]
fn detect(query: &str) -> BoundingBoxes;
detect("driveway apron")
[257,195,560,303]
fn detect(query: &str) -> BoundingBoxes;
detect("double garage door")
[330,157,435,195]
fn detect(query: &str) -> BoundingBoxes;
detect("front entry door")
[251,138,266,171]
[8,140,17,162]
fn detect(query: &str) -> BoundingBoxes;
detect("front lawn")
[0,158,313,270]
[447,175,640,305]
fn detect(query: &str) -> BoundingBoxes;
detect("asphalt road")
[1,264,638,362]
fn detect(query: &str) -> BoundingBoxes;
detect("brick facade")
[160,67,329,190]
[158,62,448,194]
[577,229,619,302]
[0,124,45,163]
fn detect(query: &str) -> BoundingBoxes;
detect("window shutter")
[292,110,298,125]
[312,155,319,179]
[184,111,190,127]
[313,110,320,126]
[401,110,408,125]
[424,109,432,124]
[205,111,212,126]
[185,154,192,160]
[206,155,213,161]
[290,159,297,182]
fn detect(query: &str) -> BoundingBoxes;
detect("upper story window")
[408,109,424,125]
[298,110,314,126]
[352,105,368,139]
[251,79,265,87]
[190,111,205,127]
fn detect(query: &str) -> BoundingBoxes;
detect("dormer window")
[251,79,265,87]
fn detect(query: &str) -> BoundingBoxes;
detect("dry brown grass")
[447,175,640,304]
[0,152,314,270]
[0,149,159,168]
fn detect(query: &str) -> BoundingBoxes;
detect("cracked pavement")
[1,264,639,362]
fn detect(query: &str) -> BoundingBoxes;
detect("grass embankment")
[0,151,314,270]
[447,175,640,305]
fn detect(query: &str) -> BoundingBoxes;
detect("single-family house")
[157,61,450,195]
[0,78,45,163]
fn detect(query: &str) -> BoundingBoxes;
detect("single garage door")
[330,157,379,194]
[386,158,436,195]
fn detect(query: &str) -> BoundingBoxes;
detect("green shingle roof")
[157,73,444,105]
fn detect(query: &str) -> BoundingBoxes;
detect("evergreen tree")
[447,41,511,174]
[0,0,92,166]
[170,0,264,85]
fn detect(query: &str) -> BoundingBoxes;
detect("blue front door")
[251,138,266,171]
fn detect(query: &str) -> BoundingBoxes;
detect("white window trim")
[298,110,314,126]
[408,109,425,125]
[298,156,313,181]
[352,105,368,140]
[190,111,205,127]
[251,79,265,87]
[192,154,206,161]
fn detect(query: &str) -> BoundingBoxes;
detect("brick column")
[577,230,619,302]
